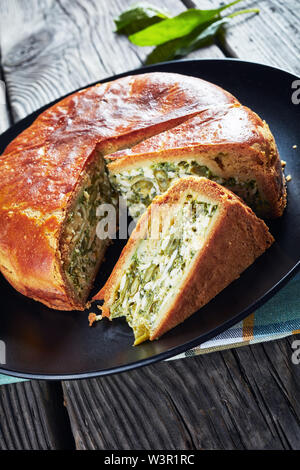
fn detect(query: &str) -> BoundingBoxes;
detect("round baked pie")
[0,72,286,310]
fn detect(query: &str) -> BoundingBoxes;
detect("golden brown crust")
[0,72,239,310]
[107,104,286,218]
[0,71,280,310]
[95,177,274,340]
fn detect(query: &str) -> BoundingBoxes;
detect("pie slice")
[92,177,274,344]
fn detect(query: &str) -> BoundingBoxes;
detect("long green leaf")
[129,0,244,46]
[177,17,230,57]
[145,8,259,65]
[145,23,211,65]
[181,8,259,55]
[114,2,170,36]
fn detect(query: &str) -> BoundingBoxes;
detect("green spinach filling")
[110,159,267,220]
[63,159,115,298]
[109,195,218,344]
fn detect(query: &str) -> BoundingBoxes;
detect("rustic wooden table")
[0,0,300,450]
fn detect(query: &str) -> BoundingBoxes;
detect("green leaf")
[145,23,212,65]
[145,8,259,65]
[177,17,231,56]
[129,0,244,46]
[114,2,170,36]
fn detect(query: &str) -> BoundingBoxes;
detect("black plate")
[0,59,299,380]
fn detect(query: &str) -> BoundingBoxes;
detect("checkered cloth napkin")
[1,272,299,384]
[171,271,300,359]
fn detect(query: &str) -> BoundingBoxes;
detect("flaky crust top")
[1,73,235,213]
[107,104,277,168]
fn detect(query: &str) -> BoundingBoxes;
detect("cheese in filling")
[108,193,218,344]
[109,159,265,221]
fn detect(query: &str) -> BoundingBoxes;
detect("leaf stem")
[227,8,260,19]
[219,0,244,12]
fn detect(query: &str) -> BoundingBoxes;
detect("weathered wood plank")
[0,65,10,133]
[63,335,300,450]
[0,0,224,122]
[184,0,300,75]
[0,381,74,449]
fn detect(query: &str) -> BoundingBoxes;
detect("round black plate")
[0,59,299,380]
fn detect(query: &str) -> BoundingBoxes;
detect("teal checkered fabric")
[171,271,300,358]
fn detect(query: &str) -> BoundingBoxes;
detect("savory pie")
[0,72,284,310]
[92,177,274,344]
